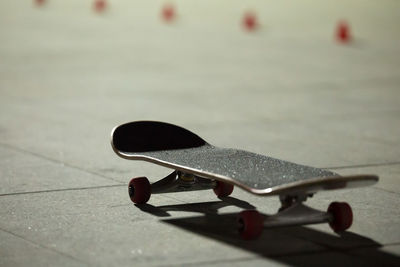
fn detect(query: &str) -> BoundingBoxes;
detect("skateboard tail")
[111,121,208,154]
[257,174,379,196]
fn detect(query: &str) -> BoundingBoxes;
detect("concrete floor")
[1,0,400,266]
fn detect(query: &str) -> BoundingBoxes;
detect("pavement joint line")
[0,142,121,183]
[0,227,89,265]
[290,232,400,259]
[346,242,400,251]
[270,246,369,259]
[384,242,400,247]
[160,193,199,204]
[159,256,258,267]
[163,247,335,266]
[324,161,400,170]
[271,248,372,265]
[372,186,400,196]
[0,184,125,197]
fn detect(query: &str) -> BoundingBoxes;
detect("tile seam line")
[0,142,120,183]
[159,247,330,267]
[347,241,400,250]
[290,238,400,258]
[96,242,400,267]
[157,256,257,267]
[0,227,89,266]
[0,184,125,197]
[372,186,400,196]
[270,245,380,259]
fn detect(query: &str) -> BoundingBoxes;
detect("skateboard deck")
[111,121,378,196]
[111,121,379,239]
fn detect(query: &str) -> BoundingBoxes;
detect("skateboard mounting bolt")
[179,172,195,182]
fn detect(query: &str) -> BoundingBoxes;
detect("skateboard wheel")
[238,210,264,240]
[128,177,151,204]
[328,202,353,232]
[213,181,234,197]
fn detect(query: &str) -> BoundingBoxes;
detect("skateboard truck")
[128,172,234,204]
[238,193,353,240]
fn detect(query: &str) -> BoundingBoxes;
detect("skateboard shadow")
[161,212,400,266]
[134,198,399,266]
[135,196,256,217]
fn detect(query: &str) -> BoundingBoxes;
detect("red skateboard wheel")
[128,177,151,204]
[328,202,353,232]
[238,210,264,240]
[213,181,234,197]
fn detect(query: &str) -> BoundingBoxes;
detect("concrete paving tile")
[300,187,400,246]
[0,229,85,267]
[0,187,327,266]
[0,145,120,195]
[0,97,155,184]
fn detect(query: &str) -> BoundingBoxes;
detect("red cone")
[336,20,351,43]
[34,0,45,6]
[93,0,107,13]
[243,11,258,31]
[161,4,175,22]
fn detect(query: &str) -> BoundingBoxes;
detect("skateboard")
[111,121,378,239]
